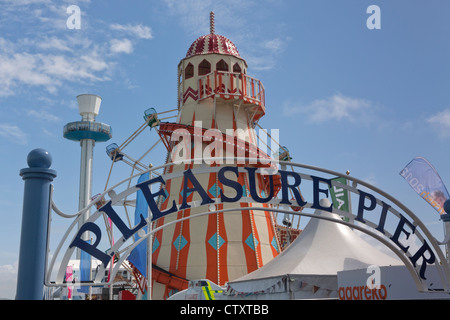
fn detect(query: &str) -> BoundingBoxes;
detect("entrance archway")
[46,158,450,295]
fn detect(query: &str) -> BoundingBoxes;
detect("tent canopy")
[227,199,401,295]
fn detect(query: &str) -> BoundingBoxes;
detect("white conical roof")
[234,199,401,283]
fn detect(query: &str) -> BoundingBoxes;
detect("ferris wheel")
[80,106,304,299]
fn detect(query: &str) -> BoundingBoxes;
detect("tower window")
[198,59,211,76]
[185,63,194,79]
[233,63,241,73]
[216,59,229,72]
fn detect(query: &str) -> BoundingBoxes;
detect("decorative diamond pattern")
[208,233,225,250]
[152,237,160,253]
[173,234,188,251]
[208,183,222,198]
[245,234,258,251]
[180,188,193,199]
[242,185,248,197]
[271,236,279,253]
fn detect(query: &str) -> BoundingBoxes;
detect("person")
[432,190,447,214]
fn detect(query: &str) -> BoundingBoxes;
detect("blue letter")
[69,222,111,267]
[311,176,332,211]
[245,167,274,203]
[218,167,243,202]
[410,241,435,280]
[390,214,416,253]
[279,170,307,207]
[356,190,377,223]
[179,169,214,209]
[136,175,178,220]
[375,201,391,233]
[100,201,147,240]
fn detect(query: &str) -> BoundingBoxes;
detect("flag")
[77,240,91,293]
[329,177,350,213]
[400,156,449,215]
[66,266,73,299]
[128,172,150,277]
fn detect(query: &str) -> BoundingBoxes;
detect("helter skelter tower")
[152,13,281,299]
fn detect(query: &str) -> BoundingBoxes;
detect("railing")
[198,71,265,107]
[63,121,112,142]
[63,121,111,134]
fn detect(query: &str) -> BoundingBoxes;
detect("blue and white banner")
[400,157,449,215]
[77,239,91,293]
[127,172,150,277]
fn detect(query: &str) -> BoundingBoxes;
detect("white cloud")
[162,0,285,72]
[110,23,153,40]
[244,37,288,71]
[0,2,153,97]
[263,38,285,52]
[0,123,28,145]
[110,38,133,54]
[362,173,377,188]
[0,41,111,97]
[0,0,51,5]
[427,109,450,138]
[245,55,275,71]
[37,37,72,52]
[0,52,53,91]
[164,0,215,36]
[27,109,61,122]
[283,93,373,124]
[0,262,17,299]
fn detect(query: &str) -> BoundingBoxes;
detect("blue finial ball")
[444,199,450,215]
[27,148,52,168]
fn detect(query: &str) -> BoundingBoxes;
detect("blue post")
[16,149,57,300]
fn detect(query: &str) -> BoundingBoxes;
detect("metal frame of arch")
[46,158,450,294]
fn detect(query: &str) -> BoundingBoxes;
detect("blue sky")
[0,0,449,299]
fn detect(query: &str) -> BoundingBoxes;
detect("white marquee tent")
[225,199,402,300]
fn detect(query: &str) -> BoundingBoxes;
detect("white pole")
[77,137,94,258]
[441,201,450,263]
[445,222,450,262]
[147,165,153,300]
[147,222,152,300]
[78,138,94,224]
[89,237,93,300]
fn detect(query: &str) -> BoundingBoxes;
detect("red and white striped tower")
[152,12,281,299]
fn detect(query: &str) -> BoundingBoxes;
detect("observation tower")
[152,13,281,299]
[63,94,112,251]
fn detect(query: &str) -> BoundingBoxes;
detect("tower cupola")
[177,12,264,125]
[185,12,241,59]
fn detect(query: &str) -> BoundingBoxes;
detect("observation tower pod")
[63,94,112,252]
